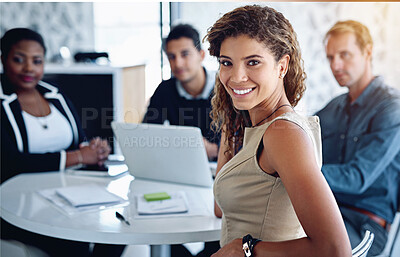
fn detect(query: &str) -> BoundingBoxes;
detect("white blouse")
[22,103,74,154]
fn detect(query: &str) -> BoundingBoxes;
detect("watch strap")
[242,234,261,257]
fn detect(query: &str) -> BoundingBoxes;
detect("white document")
[55,184,123,207]
[133,190,211,219]
[38,184,126,216]
[137,191,188,215]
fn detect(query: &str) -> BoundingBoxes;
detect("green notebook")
[143,192,171,202]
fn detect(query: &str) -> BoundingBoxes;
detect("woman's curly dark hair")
[204,5,306,156]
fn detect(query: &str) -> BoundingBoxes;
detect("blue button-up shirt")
[316,76,400,223]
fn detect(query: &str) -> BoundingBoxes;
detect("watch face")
[243,242,251,257]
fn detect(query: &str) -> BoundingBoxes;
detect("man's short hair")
[324,20,373,52]
[165,24,201,51]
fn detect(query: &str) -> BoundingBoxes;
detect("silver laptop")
[111,121,213,187]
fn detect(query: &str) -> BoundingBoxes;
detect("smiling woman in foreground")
[205,5,351,257]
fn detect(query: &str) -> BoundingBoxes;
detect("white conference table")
[0,172,221,257]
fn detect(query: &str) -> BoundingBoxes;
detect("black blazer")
[1,77,86,183]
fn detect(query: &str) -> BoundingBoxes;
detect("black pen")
[115,211,130,226]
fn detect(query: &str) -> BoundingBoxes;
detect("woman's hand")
[90,137,111,165]
[211,238,242,257]
[80,137,111,166]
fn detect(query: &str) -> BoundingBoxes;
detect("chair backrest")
[352,230,375,257]
[372,179,400,256]
[373,211,400,257]
[390,219,400,256]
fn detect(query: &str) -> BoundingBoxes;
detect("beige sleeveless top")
[214,112,322,246]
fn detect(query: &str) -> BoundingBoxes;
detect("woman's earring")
[279,73,284,79]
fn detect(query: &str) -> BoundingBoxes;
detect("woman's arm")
[1,128,110,182]
[60,92,111,167]
[258,120,350,256]
[1,95,111,183]
[1,125,63,183]
[213,120,351,257]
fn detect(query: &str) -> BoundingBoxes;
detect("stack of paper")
[137,191,188,215]
[38,184,126,215]
[55,184,123,207]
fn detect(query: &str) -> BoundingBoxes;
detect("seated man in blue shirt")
[142,24,219,256]
[316,20,400,255]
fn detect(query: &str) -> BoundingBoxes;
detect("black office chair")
[74,52,109,63]
[352,230,375,257]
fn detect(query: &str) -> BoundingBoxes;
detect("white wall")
[0,2,95,59]
[2,2,399,113]
[177,2,400,114]
[93,2,162,100]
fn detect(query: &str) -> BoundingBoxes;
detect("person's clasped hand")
[203,138,218,160]
[79,137,111,166]
[211,238,243,257]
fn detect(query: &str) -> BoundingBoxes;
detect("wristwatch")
[242,234,261,257]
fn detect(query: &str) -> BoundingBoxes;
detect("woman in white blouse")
[0,28,110,183]
[1,28,124,257]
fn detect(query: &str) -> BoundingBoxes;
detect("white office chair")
[391,224,400,256]
[352,230,375,257]
[0,239,49,257]
[372,210,400,257]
